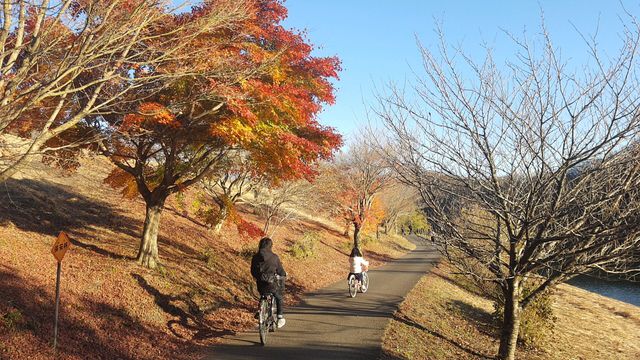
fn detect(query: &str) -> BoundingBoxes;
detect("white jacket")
[349,256,369,273]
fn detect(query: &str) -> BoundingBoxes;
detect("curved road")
[206,236,439,360]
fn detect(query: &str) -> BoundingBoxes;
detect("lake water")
[567,275,640,307]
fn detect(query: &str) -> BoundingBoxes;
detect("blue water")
[567,275,640,307]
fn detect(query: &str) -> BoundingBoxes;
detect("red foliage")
[227,203,265,240]
[110,0,343,195]
[121,102,180,132]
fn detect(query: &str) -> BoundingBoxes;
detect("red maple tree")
[100,0,342,268]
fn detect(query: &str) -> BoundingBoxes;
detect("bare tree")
[252,180,312,236]
[378,181,418,234]
[336,139,392,248]
[0,0,245,181]
[201,152,261,232]
[376,20,640,360]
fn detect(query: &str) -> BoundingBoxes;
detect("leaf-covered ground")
[381,263,640,360]
[0,156,414,359]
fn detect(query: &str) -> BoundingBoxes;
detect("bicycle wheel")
[259,298,269,345]
[348,275,357,298]
[361,272,369,293]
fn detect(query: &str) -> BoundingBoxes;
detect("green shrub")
[518,289,556,348]
[450,255,556,349]
[492,286,556,349]
[201,247,217,268]
[290,232,320,259]
[359,234,378,247]
[2,309,24,331]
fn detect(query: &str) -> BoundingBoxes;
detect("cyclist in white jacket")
[348,246,369,289]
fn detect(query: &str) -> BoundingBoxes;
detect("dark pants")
[257,280,284,316]
[272,291,284,316]
[347,272,364,282]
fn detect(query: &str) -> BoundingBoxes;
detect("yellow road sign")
[51,231,72,262]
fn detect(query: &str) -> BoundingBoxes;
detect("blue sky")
[282,1,640,140]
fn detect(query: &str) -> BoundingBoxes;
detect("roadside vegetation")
[382,262,640,360]
[1,0,639,359]
[0,0,420,358]
[375,11,640,360]
[0,157,414,359]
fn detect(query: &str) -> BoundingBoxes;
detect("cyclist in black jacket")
[251,237,287,328]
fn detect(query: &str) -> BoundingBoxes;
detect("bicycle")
[257,275,285,346]
[347,271,369,298]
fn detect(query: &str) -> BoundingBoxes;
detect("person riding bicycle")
[251,237,287,328]
[348,246,369,290]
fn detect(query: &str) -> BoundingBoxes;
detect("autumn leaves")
[96,1,343,267]
[0,1,343,268]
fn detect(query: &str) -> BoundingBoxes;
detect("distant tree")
[335,140,391,248]
[252,180,312,236]
[200,152,261,232]
[363,197,386,240]
[379,182,419,234]
[397,211,430,235]
[376,21,640,360]
[102,0,341,268]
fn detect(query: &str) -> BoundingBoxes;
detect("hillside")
[0,156,414,360]
[381,262,640,360]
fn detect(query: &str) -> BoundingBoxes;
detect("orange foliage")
[121,102,180,132]
[107,0,343,198]
[362,198,385,234]
[227,202,265,240]
[104,168,139,199]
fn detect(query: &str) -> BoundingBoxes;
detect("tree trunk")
[263,215,272,235]
[353,223,361,248]
[213,203,230,233]
[498,279,521,360]
[138,201,165,269]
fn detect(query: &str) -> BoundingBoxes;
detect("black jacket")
[251,242,286,294]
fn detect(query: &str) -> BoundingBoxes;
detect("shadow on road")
[207,239,441,360]
[210,342,381,360]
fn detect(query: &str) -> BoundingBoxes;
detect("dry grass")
[381,263,640,360]
[0,156,414,360]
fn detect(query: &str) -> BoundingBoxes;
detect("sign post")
[51,231,71,351]
[54,260,61,349]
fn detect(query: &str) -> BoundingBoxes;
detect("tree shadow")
[71,237,136,260]
[165,205,210,229]
[392,312,496,359]
[132,273,235,341]
[0,178,206,262]
[432,271,495,301]
[319,239,348,255]
[211,342,381,360]
[0,265,204,359]
[0,178,141,255]
[448,300,498,337]
[379,348,408,360]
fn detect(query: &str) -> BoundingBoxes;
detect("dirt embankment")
[0,157,414,360]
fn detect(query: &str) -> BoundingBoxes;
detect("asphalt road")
[206,236,439,360]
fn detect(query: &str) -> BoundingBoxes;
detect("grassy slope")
[0,156,414,360]
[381,263,640,360]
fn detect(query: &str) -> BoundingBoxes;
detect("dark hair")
[258,237,273,251]
[349,246,362,258]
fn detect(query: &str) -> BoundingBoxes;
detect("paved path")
[206,236,439,360]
